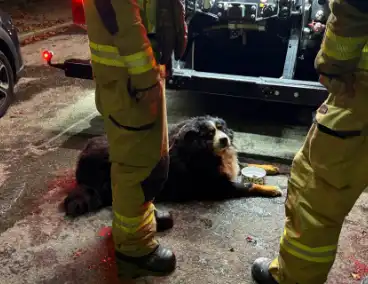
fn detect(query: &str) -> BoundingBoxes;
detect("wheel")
[0,50,15,118]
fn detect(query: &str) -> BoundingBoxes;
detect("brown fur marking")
[249,184,282,197]
[247,164,279,175]
[218,146,239,182]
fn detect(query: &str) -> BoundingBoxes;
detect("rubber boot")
[155,209,174,232]
[251,257,279,284]
[116,245,176,279]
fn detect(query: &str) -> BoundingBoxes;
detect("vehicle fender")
[0,28,20,75]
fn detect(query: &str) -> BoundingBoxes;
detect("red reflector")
[72,0,86,25]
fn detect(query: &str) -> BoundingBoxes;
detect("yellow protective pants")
[94,65,169,257]
[269,72,368,284]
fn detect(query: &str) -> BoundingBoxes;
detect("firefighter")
[83,0,187,279]
[251,0,368,283]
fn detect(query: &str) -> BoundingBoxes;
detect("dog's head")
[178,116,234,154]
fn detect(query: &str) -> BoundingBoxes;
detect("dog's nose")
[219,137,229,147]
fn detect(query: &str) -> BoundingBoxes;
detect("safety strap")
[312,117,368,139]
[109,115,155,131]
[113,202,155,234]
[94,0,119,35]
[280,230,337,263]
[316,122,362,139]
[89,41,157,75]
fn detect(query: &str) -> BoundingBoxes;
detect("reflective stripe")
[123,47,157,75]
[358,44,368,70]
[322,28,368,60]
[91,54,125,67]
[89,41,157,74]
[113,203,155,234]
[90,41,125,67]
[280,230,337,263]
[90,41,119,53]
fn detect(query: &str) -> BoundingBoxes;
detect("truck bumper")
[166,67,329,107]
[43,56,328,107]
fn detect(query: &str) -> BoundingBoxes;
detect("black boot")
[251,257,279,284]
[155,209,174,232]
[116,245,176,279]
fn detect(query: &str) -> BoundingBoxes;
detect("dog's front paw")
[249,184,283,197]
[247,164,279,175]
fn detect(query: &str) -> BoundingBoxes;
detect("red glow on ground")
[350,256,368,280]
[98,226,112,238]
[47,170,77,193]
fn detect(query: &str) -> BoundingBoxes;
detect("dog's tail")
[63,184,105,218]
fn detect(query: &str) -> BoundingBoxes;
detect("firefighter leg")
[252,88,368,283]
[95,67,176,279]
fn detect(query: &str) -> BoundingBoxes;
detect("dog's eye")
[215,123,222,130]
[208,128,216,136]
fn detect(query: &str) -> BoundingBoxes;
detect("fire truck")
[43,0,329,106]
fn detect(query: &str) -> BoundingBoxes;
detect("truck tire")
[0,50,15,119]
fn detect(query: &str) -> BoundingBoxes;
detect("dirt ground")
[1,0,72,34]
[0,26,92,222]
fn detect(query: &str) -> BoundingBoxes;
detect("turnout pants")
[269,72,368,283]
[95,65,169,257]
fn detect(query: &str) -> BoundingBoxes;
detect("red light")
[42,50,53,62]
[72,0,86,25]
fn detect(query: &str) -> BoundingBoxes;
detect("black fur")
[64,116,252,217]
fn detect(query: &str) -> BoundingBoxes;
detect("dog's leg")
[240,163,279,175]
[64,184,108,217]
[245,182,282,197]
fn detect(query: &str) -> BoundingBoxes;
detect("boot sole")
[117,259,176,279]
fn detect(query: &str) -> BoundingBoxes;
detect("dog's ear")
[183,128,198,143]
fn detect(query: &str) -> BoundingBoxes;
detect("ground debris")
[72,248,86,260]
[246,235,258,246]
[4,0,72,34]
[98,227,112,238]
[351,273,361,280]
[0,163,11,188]
[21,27,70,46]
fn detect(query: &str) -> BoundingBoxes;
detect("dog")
[64,115,282,217]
